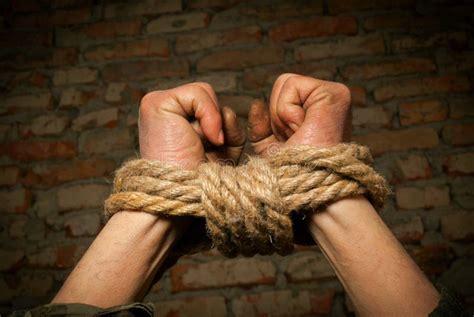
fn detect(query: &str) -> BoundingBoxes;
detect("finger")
[269,73,302,140]
[173,84,224,146]
[248,98,281,158]
[248,98,272,142]
[222,106,246,147]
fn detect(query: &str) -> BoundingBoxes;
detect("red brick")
[364,13,437,31]
[350,86,367,107]
[82,20,142,39]
[295,34,385,61]
[407,244,453,275]
[155,296,226,316]
[146,12,209,34]
[329,0,415,13]
[189,0,240,9]
[79,128,133,155]
[102,60,189,82]
[352,106,391,128]
[242,62,336,90]
[175,25,261,54]
[442,123,474,146]
[284,252,335,282]
[399,100,448,126]
[56,184,110,212]
[104,0,181,18]
[0,48,77,70]
[84,38,169,62]
[391,216,424,243]
[438,51,474,73]
[10,71,48,88]
[0,188,31,213]
[197,46,284,71]
[341,57,436,80]
[269,16,357,42]
[2,92,52,114]
[23,158,115,186]
[444,152,474,175]
[27,247,57,268]
[232,289,335,316]
[0,249,25,272]
[441,211,474,241]
[395,155,431,181]
[21,115,70,137]
[396,186,449,210]
[13,8,91,27]
[65,213,101,237]
[374,76,470,102]
[171,258,276,291]
[72,108,118,131]
[392,31,467,53]
[53,67,97,86]
[59,88,99,108]
[55,244,78,268]
[239,2,323,21]
[1,141,77,161]
[352,128,438,156]
[0,31,52,47]
[449,99,474,119]
[48,0,93,9]
[0,166,20,186]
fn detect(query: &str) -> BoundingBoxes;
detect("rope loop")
[104,143,389,257]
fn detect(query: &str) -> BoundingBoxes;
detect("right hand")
[248,73,352,156]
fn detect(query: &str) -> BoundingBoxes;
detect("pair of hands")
[139,74,352,168]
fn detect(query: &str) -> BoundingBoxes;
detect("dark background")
[0,0,473,316]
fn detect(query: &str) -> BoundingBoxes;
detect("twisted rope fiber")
[104,143,389,257]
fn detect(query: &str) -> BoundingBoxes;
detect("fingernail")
[218,129,224,144]
[288,123,299,132]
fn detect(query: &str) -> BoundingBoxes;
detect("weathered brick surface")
[171,258,276,291]
[232,289,335,316]
[399,100,448,126]
[1,0,474,313]
[155,296,227,317]
[396,186,449,209]
[284,252,336,282]
[176,26,261,54]
[442,123,474,146]
[444,152,474,175]
[56,184,110,211]
[353,128,438,156]
[441,212,474,241]
[295,34,385,61]
[374,76,470,102]
[269,16,357,42]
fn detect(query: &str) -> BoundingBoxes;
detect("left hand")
[139,82,246,168]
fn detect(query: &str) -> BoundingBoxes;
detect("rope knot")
[104,143,390,257]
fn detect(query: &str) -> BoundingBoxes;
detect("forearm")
[53,211,184,308]
[308,195,439,316]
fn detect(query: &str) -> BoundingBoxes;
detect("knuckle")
[140,91,165,114]
[275,73,299,85]
[334,83,351,106]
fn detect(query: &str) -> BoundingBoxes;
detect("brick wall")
[1,0,473,315]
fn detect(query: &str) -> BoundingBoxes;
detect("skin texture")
[54,75,439,315]
[248,74,440,316]
[53,83,245,307]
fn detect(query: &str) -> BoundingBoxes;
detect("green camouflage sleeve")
[9,302,154,317]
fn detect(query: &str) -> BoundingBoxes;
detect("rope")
[104,144,389,257]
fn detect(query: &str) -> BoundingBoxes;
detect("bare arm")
[52,213,183,307]
[52,83,245,308]
[249,73,440,316]
[308,196,439,316]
